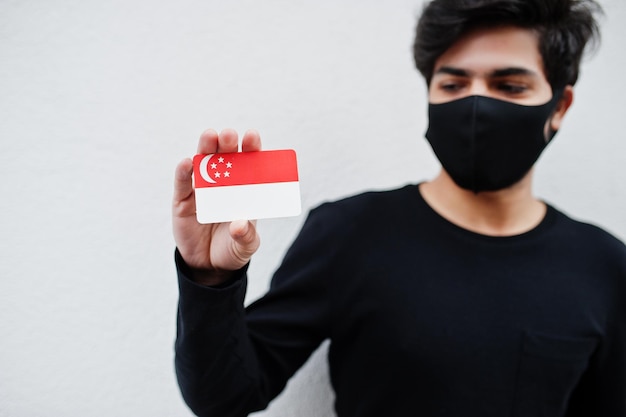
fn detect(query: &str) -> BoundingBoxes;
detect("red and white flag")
[192,150,301,224]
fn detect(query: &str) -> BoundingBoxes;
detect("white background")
[1,1,625,416]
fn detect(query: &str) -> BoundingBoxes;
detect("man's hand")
[172,128,262,285]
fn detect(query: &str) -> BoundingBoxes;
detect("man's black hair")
[413,0,603,90]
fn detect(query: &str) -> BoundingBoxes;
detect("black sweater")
[175,184,626,417]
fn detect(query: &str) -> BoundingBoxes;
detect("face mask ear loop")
[470,96,478,194]
[545,88,565,142]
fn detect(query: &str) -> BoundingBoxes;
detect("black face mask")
[425,92,563,193]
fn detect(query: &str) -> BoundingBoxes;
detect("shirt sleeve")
[174,249,263,417]
[174,204,345,416]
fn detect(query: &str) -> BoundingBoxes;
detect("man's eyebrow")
[490,67,538,77]
[434,66,471,77]
[433,66,539,78]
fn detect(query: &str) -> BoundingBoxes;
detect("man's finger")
[173,158,194,205]
[230,219,260,261]
[242,129,262,152]
[197,129,219,155]
[217,128,239,153]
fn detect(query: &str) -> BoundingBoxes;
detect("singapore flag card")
[192,150,302,224]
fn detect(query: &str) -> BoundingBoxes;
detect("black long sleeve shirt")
[175,184,626,417]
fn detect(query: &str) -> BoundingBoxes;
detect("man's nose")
[467,80,489,97]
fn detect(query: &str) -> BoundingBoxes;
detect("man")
[172,0,626,416]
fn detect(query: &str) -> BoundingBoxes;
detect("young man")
[172,0,626,416]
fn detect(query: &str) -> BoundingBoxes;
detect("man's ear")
[550,85,574,131]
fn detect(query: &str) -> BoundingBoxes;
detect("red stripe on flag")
[193,150,299,188]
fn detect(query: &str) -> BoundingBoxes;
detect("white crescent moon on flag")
[199,154,216,183]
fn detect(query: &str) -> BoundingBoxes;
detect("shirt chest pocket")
[513,332,597,417]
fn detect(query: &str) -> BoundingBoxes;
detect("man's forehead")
[431,26,546,78]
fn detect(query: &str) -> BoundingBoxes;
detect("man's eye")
[441,83,462,92]
[498,83,527,94]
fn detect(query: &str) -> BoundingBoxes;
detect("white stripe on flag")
[195,181,301,224]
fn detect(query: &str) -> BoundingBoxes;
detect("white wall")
[1,1,624,416]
